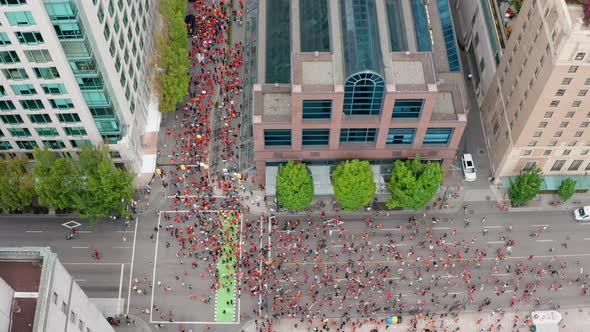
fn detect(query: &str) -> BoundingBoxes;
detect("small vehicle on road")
[461,153,477,182]
[574,206,590,222]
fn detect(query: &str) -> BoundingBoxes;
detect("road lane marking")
[584,238,590,240]
[492,273,511,277]
[440,275,458,278]
[113,246,132,249]
[536,240,554,242]
[532,224,549,227]
[380,228,400,231]
[63,262,127,265]
[432,227,450,230]
[126,216,139,315]
[332,245,343,248]
[484,226,502,229]
[487,241,504,244]
[77,231,92,233]
[72,246,89,249]
[118,264,124,314]
[73,279,85,282]
[25,230,43,233]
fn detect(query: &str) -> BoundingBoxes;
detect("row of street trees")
[0,144,135,220]
[276,157,444,211]
[508,166,577,205]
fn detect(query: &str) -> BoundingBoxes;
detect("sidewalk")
[242,307,590,332]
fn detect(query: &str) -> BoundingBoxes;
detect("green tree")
[331,160,376,211]
[0,155,35,212]
[156,0,190,112]
[76,144,135,220]
[386,158,443,210]
[508,166,543,206]
[276,161,314,210]
[33,148,81,210]
[558,178,577,201]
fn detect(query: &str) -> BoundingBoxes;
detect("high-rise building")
[0,0,159,179]
[251,0,468,194]
[467,0,590,188]
[0,247,114,332]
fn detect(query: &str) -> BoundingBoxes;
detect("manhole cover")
[62,220,81,229]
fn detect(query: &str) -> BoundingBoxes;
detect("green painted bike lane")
[215,211,238,322]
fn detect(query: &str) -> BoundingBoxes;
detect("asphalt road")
[0,215,134,300]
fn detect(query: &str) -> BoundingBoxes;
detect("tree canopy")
[508,166,543,205]
[558,178,577,201]
[331,160,376,211]
[386,158,443,210]
[0,155,36,212]
[276,161,314,210]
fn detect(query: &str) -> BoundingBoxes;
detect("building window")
[0,114,22,124]
[544,112,553,118]
[61,302,67,314]
[97,4,104,23]
[549,100,560,107]
[568,141,578,147]
[33,67,60,79]
[566,112,575,118]
[35,127,58,137]
[569,66,579,73]
[28,113,52,124]
[575,131,584,137]
[581,122,590,128]
[49,99,74,109]
[386,128,416,145]
[543,150,552,156]
[42,83,67,95]
[423,128,453,145]
[0,0,28,5]
[8,127,31,137]
[579,89,588,97]
[563,149,572,156]
[78,320,84,331]
[301,129,329,146]
[582,150,590,155]
[572,100,582,108]
[554,131,563,137]
[44,2,77,20]
[340,128,378,143]
[5,11,35,26]
[15,31,44,45]
[522,150,532,156]
[533,131,542,137]
[20,99,44,110]
[562,77,572,85]
[0,100,16,111]
[551,160,565,171]
[24,49,52,63]
[0,141,12,150]
[63,127,87,136]
[263,129,291,146]
[11,84,36,96]
[560,122,569,128]
[392,99,424,118]
[555,89,565,96]
[522,161,536,171]
[569,160,583,171]
[16,140,37,150]
[2,68,28,80]
[549,141,557,146]
[70,311,76,324]
[43,140,65,149]
[0,32,11,46]
[538,122,548,128]
[0,50,20,64]
[343,72,384,116]
[575,52,586,60]
[57,113,80,123]
[528,141,537,147]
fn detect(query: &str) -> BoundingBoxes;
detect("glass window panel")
[15,31,44,44]
[302,100,332,119]
[2,68,28,80]
[16,140,38,149]
[45,2,77,20]
[33,67,60,79]
[423,128,454,145]
[57,113,81,123]
[0,0,28,5]
[5,11,35,26]
[35,127,58,137]
[392,99,424,118]
[0,50,20,64]
[0,100,16,111]
[49,98,74,109]
[264,129,292,146]
[340,128,378,142]
[299,0,330,52]
[19,99,44,110]
[63,127,87,136]
[42,140,65,149]
[28,113,52,124]
[11,84,36,95]
[0,141,13,150]
[0,114,23,123]
[41,83,67,94]
[343,72,385,115]
[302,129,330,146]
[8,127,31,137]
[0,32,11,46]
[386,128,416,144]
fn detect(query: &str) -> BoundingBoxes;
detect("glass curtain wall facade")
[43,0,123,144]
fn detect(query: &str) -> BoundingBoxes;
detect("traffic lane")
[65,263,127,299]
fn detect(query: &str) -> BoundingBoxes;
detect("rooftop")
[0,259,43,332]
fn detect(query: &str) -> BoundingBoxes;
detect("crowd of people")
[144,0,586,331]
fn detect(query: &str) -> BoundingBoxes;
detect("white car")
[461,153,477,182]
[574,206,590,222]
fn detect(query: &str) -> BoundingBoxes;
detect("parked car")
[574,206,590,222]
[461,153,477,182]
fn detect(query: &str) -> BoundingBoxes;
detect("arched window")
[343,71,384,115]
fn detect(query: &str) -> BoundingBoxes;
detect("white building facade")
[0,0,160,177]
